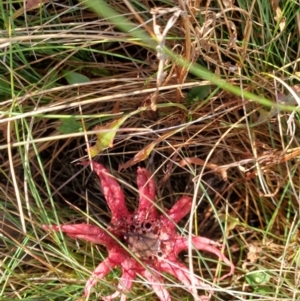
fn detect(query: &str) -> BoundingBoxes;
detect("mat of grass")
[1,0,300,300]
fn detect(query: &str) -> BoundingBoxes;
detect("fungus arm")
[136,167,158,220]
[81,161,131,223]
[43,224,116,248]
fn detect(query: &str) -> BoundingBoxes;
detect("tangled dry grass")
[1,0,300,300]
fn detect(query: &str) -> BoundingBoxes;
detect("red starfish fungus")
[43,161,234,301]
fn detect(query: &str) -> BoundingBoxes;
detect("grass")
[1,0,300,300]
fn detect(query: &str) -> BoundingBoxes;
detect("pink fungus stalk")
[43,161,234,301]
